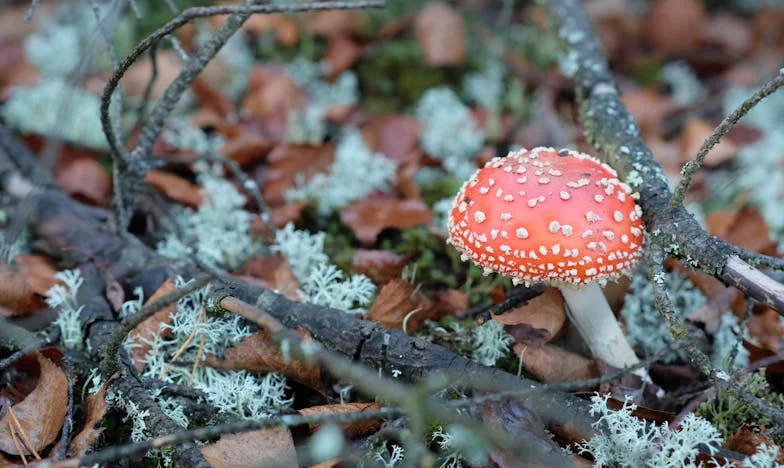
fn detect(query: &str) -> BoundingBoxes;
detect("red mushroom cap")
[447,147,645,286]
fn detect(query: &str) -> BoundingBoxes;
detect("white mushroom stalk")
[447,147,646,373]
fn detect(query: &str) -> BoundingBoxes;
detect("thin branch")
[99,274,212,377]
[51,407,399,468]
[723,255,784,314]
[670,72,784,207]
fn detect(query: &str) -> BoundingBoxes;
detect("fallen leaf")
[362,114,421,163]
[0,354,68,455]
[324,35,362,80]
[430,288,469,319]
[621,88,676,137]
[69,380,109,456]
[644,0,705,56]
[726,425,778,458]
[130,279,177,371]
[221,131,275,167]
[720,206,777,254]
[13,255,59,297]
[238,255,300,301]
[307,10,361,38]
[352,249,407,284]
[123,50,183,100]
[0,266,46,316]
[243,68,302,119]
[414,2,466,67]
[702,13,752,58]
[748,307,783,353]
[260,143,335,207]
[204,329,321,390]
[367,279,429,332]
[493,288,566,346]
[340,198,432,246]
[55,157,111,206]
[679,119,738,167]
[514,343,599,384]
[201,427,297,468]
[297,402,384,437]
[145,170,203,208]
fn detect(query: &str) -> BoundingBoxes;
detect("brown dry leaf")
[205,329,322,389]
[130,279,177,370]
[621,88,676,137]
[69,380,109,456]
[324,35,362,80]
[238,255,300,301]
[201,427,297,468]
[220,131,275,166]
[243,68,302,119]
[13,255,59,297]
[414,2,466,67]
[647,136,683,179]
[260,143,336,207]
[726,425,778,458]
[430,289,469,318]
[721,206,777,254]
[748,307,783,353]
[492,288,566,346]
[702,13,752,58]
[363,114,421,163]
[240,14,299,46]
[145,170,203,208]
[298,402,384,437]
[680,119,738,167]
[367,279,430,332]
[0,266,46,317]
[0,354,67,455]
[307,10,361,38]
[340,198,432,246]
[514,343,599,384]
[644,0,705,56]
[192,76,235,118]
[352,249,407,284]
[55,157,111,206]
[123,50,183,100]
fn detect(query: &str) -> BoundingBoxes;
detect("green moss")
[696,372,784,444]
[420,175,463,207]
[628,56,664,87]
[356,39,468,114]
[256,32,325,64]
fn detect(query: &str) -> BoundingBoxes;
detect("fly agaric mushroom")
[447,147,645,370]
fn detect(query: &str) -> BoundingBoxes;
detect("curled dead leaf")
[238,255,300,302]
[415,2,466,67]
[13,255,59,297]
[367,279,429,332]
[204,329,322,390]
[362,114,421,164]
[0,354,68,455]
[514,343,598,385]
[55,156,111,206]
[130,279,177,371]
[69,380,109,457]
[492,288,565,346]
[145,170,203,208]
[340,198,432,246]
[297,402,384,437]
[260,143,335,207]
[351,249,407,284]
[201,427,297,468]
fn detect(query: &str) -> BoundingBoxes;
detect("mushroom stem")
[559,283,640,370]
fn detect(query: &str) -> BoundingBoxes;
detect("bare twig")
[670,72,784,207]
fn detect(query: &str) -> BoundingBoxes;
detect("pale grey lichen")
[416,88,485,179]
[45,269,85,350]
[660,62,705,106]
[711,313,750,372]
[578,394,722,468]
[472,319,513,366]
[285,130,397,214]
[273,223,376,314]
[463,60,505,112]
[621,266,706,362]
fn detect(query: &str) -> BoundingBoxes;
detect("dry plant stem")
[560,284,640,369]
[216,296,571,467]
[545,0,784,314]
[7,406,41,460]
[50,407,399,468]
[8,422,26,465]
[99,274,212,377]
[670,72,784,207]
[723,255,784,311]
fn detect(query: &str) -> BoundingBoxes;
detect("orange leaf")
[362,114,421,164]
[298,402,384,438]
[340,198,432,246]
[145,170,203,208]
[204,329,322,390]
[238,255,300,301]
[130,279,177,371]
[430,289,469,319]
[415,2,466,67]
[514,343,598,385]
[220,131,275,167]
[13,255,59,297]
[55,157,111,207]
[201,427,297,468]
[726,425,778,458]
[0,354,68,455]
[367,280,427,332]
[494,288,566,346]
[0,266,46,316]
[352,249,407,284]
[69,380,109,456]
[324,35,362,80]
[261,144,335,207]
